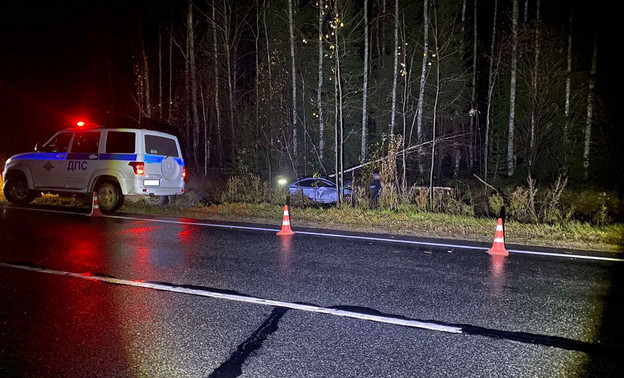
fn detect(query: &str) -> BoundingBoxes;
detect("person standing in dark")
[371,170,381,207]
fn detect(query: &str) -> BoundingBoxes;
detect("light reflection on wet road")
[1,205,623,377]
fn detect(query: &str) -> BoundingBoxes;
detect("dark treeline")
[114,0,619,192]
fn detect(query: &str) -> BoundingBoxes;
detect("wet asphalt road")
[0,205,623,377]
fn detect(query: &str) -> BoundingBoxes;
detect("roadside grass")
[124,199,623,253]
[1,191,621,253]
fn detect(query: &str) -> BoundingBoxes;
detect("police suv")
[2,123,186,213]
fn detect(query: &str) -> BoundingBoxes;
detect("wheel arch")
[3,167,34,189]
[90,174,121,193]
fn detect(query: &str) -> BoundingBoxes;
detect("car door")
[65,131,101,190]
[290,179,316,201]
[30,131,73,189]
[315,178,338,203]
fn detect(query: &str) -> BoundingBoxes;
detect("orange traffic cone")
[88,191,103,217]
[277,204,295,236]
[488,218,509,256]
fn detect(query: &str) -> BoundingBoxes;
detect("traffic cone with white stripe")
[277,204,295,236]
[488,218,508,256]
[89,191,103,217]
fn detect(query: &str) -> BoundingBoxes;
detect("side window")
[106,131,136,153]
[297,179,314,187]
[145,135,179,157]
[71,132,100,153]
[41,132,72,153]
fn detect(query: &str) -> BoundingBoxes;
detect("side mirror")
[34,143,39,151]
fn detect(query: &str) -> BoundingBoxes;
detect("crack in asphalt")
[207,307,289,378]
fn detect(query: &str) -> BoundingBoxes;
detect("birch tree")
[211,0,223,166]
[318,0,325,162]
[507,0,519,176]
[528,0,541,170]
[415,0,429,176]
[389,0,399,138]
[288,0,298,160]
[584,24,599,179]
[484,0,498,178]
[361,0,369,162]
[187,0,201,172]
[469,0,478,171]
[563,10,572,173]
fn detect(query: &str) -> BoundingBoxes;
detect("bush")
[561,189,619,225]
[222,175,271,204]
[507,186,532,223]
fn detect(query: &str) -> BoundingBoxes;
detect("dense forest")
[108,0,618,197]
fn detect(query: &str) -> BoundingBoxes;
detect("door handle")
[89,154,98,159]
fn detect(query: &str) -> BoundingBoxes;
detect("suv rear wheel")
[3,176,37,205]
[95,181,124,213]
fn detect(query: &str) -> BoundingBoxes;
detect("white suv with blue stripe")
[2,125,186,213]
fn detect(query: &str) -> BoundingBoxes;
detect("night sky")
[0,0,168,152]
[0,0,620,159]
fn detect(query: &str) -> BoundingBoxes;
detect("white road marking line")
[0,262,462,334]
[5,205,623,262]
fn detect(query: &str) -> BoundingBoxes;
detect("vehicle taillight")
[182,167,187,179]
[129,162,145,175]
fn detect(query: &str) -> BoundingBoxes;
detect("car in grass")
[2,123,186,213]
[287,177,352,204]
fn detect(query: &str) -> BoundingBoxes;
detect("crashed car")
[287,177,352,204]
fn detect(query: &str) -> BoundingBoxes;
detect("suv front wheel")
[95,181,124,213]
[3,176,37,205]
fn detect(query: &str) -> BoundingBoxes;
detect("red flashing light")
[182,167,187,179]
[76,121,85,127]
[128,162,145,175]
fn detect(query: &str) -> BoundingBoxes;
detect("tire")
[95,181,124,214]
[145,195,170,207]
[3,176,36,205]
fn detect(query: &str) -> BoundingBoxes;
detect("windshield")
[40,132,72,153]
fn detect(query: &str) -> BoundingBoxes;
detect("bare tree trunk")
[455,0,467,178]
[255,0,260,173]
[484,0,498,179]
[584,24,599,179]
[336,8,344,204]
[158,26,163,120]
[212,1,223,167]
[469,0,478,171]
[529,0,541,170]
[563,10,572,173]
[168,17,173,123]
[507,0,519,177]
[139,18,151,119]
[200,83,211,175]
[187,0,200,172]
[389,0,399,138]
[184,9,191,158]
[429,8,440,211]
[416,0,429,176]
[223,0,236,166]
[318,0,325,162]
[263,0,273,181]
[288,0,298,161]
[361,0,369,162]
[400,12,408,194]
